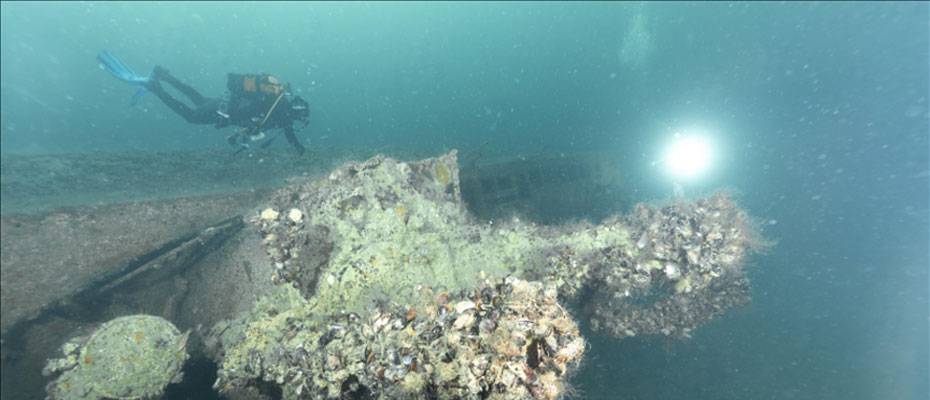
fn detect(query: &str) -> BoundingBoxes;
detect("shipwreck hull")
[0,149,764,400]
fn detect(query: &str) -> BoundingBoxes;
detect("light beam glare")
[663,132,714,181]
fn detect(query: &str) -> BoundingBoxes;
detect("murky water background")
[2,2,927,399]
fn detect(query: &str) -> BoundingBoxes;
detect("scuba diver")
[96,51,309,155]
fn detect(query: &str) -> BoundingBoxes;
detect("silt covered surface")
[0,191,266,336]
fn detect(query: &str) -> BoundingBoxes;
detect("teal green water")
[2,2,927,399]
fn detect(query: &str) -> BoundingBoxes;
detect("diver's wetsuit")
[149,69,224,125]
[147,68,307,154]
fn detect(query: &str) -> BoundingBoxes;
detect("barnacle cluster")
[209,277,583,399]
[585,193,759,339]
[259,205,333,299]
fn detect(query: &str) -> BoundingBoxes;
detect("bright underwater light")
[662,132,714,181]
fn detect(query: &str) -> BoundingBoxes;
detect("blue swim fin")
[97,51,153,105]
[97,51,150,85]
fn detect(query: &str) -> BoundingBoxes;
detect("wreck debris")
[253,151,632,316]
[458,150,629,224]
[43,315,190,400]
[0,148,766,400]
[535,192,761,339]
[209,277,584,399]
[204,150,763,398]
[585,193,760,338]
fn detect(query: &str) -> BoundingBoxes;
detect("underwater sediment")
[34,150,762,399]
